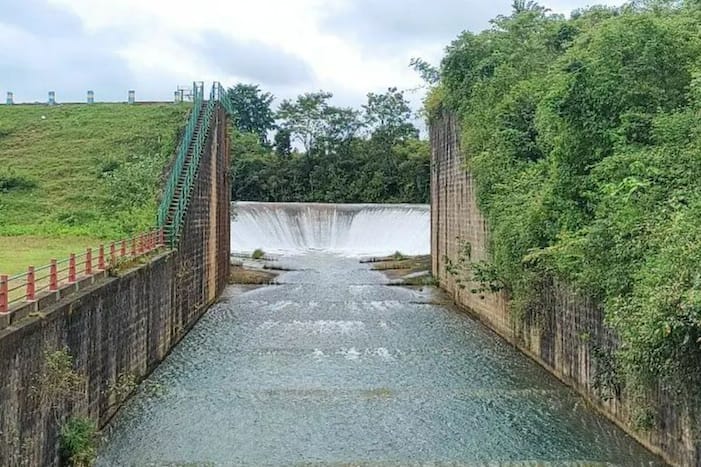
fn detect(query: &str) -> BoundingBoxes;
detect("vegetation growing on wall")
[430,0,701,402]
[228,84,430,204]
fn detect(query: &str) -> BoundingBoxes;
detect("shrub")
[0,170,37,193]
[251,248,265,260]
[59,417,97,467]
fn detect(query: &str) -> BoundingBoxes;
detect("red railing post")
[131,238,136,257]
[110,242,116,265]
[138,234,144,254]
[121,240,127,257]
[26,266,35,301]
[49,260,58,291]
[98,245,105,270]
[85,248,92,275]
[158,228,165,246]
[69,254,76,283]
[0,275,8,313]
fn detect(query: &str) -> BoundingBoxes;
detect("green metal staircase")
[157,81,232,247]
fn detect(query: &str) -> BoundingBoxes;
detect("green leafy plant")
[59,417,97,467]
[251,248,265,260]
[35,349,85,416]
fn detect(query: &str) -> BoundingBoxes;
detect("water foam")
[231,202,429,256]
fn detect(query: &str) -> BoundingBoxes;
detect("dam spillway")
[97,203,660,465]
[231,202,430,256]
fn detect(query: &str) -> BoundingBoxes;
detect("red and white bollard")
[69,254,76,283]
[26,266,35,302]
[0,275,8,313]
[49,260,58,292]
[85,248,92,275]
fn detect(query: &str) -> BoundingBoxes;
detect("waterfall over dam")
[231,202,430,256]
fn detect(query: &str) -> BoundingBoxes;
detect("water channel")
[97,204,661,466]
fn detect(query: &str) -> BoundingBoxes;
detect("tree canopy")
[229,86,429,204]
[430,0,701,407]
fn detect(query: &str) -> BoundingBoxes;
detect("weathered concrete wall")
[430,112,698,467]
[0,104,230,465]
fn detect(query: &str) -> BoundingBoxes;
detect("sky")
[0,0,624,109]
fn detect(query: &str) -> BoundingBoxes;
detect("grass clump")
[0,169,37,193]
[251,248,265,260]
[59,417,97,467]
[391,251,405,261]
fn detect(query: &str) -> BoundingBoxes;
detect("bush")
[251,248,265,260]
[0,170,37,193]
[59,417,97,467]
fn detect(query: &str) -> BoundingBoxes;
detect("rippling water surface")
[97,254,660,466]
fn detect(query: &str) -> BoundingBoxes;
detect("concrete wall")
[0,105,230,466]
[430,112,698,467]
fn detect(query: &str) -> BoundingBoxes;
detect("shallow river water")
[97,254,660,466]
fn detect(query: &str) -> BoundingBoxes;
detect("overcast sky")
[0,0,623,109]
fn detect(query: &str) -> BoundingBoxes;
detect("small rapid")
[230,202,430,256]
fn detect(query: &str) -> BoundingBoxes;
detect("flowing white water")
[231,202,430,256]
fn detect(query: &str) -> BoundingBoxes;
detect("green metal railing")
[157,81,204,227]
[157,81,233,247]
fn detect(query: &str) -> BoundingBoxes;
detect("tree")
[363,87,418,142]
[274,129,292,157]
[277,91,333,153]
[410,57,440,85]
[227,84,275,145]
[277,91,361,153]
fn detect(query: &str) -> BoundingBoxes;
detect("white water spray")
[231,202,430,256]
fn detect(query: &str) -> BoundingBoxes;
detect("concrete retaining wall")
[0,105,230,465]
[430,112,698,466]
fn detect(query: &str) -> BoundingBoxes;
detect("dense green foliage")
[230,87,430,204]
[226,84,275,145]
[433,0,701,400]
[59,417,97,467]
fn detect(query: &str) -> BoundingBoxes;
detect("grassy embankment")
[0,103,189,275]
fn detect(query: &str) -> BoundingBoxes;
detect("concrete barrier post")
[48,91,55,105]
[87,90,94,104]
[0,275,7,312]
[26,267,35,301]
[49,260,58,291]
[6,92,13,105]
[85,248,92,275]
[69,254,76,283]
[128,90,135,104]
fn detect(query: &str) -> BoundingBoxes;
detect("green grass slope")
[0,103,189,274]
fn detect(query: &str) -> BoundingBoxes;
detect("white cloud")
[5,0,626,106]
